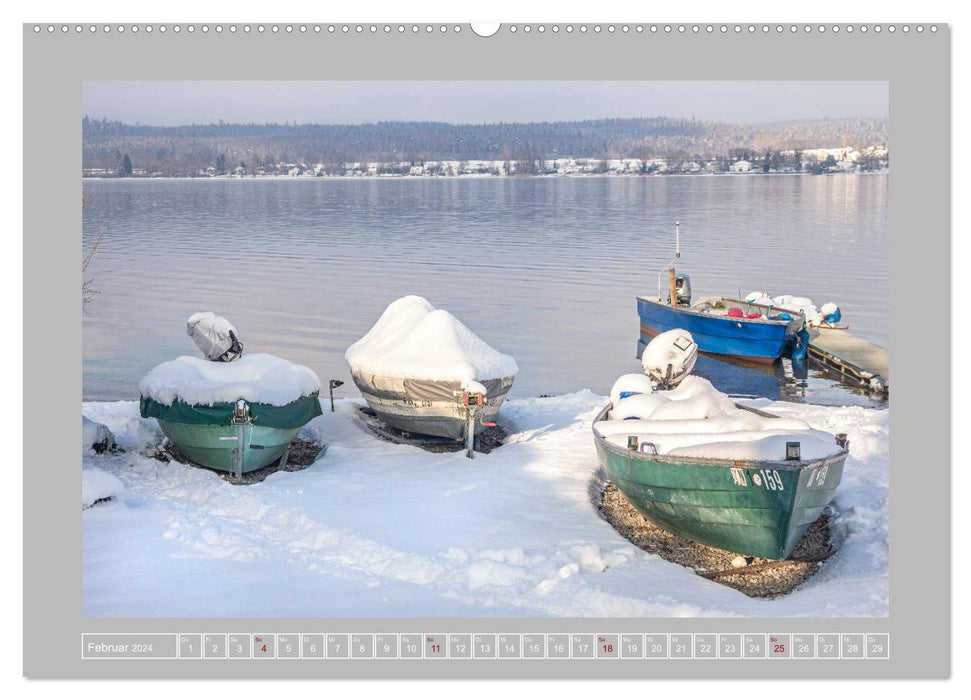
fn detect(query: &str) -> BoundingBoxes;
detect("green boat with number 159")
[592,404,848,560]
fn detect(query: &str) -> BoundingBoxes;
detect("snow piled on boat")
[600,376,844,460]
[345,295,518,384]
[138,353,321,407]
[81,392,888,618]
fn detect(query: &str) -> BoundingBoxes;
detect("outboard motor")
[674,273,691,306]
[790,325,810,363]
[641,329,698,390]
[186,312,244,362]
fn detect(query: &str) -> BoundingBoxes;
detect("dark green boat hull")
[140,393,322,474]
[594,407,846,560]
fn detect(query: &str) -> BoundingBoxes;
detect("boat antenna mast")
[657,221,681,301]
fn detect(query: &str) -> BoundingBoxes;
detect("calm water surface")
[82,175,888,404]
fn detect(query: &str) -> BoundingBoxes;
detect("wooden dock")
[806,328,889,394]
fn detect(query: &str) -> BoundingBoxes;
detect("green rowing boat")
[592,404,847,560]
[141,394,322,477]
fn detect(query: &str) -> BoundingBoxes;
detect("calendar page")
[23,18,949,681]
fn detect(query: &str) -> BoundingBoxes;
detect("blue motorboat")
[637,222,804,364]
[637,294,803,364]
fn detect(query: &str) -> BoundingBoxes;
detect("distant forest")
[82,116,889,176]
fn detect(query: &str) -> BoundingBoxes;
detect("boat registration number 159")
[731,468,784,491]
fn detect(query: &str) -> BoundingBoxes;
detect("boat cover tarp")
[400,377,510,401]
[186,312,243,362]
[140,393,322,429]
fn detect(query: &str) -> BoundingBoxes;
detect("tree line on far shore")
[82,116,888,178]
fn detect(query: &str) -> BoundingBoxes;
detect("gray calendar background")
[24,21,949,679]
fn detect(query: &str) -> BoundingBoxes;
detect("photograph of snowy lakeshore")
[81,81,888,618]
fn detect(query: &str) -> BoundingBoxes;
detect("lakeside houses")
[82,146,889,179]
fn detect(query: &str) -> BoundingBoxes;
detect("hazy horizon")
[82,81,888,127]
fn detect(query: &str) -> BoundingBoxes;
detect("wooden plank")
[808,328,889,383]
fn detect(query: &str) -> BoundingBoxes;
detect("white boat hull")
[350,371,515,440]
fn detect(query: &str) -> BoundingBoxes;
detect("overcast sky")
[83,81,887,126]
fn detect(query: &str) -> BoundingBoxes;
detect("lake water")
[82,175,888,404]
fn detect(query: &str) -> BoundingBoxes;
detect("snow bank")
[138,353,321,407]
[81,394,888,618]
[346,295,518,383]
[601,376,844,460]
[82,415,116,454]
[82,468,124,508]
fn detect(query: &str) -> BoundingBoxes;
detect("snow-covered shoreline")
[82,392,888,618]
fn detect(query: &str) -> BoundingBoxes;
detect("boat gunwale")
[592,403,849,472]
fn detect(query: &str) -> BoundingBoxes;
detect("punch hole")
[159,25,167,33]
[510,26,517,33]
[33,25,39,32]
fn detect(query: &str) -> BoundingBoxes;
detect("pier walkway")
[807,328,889,393]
